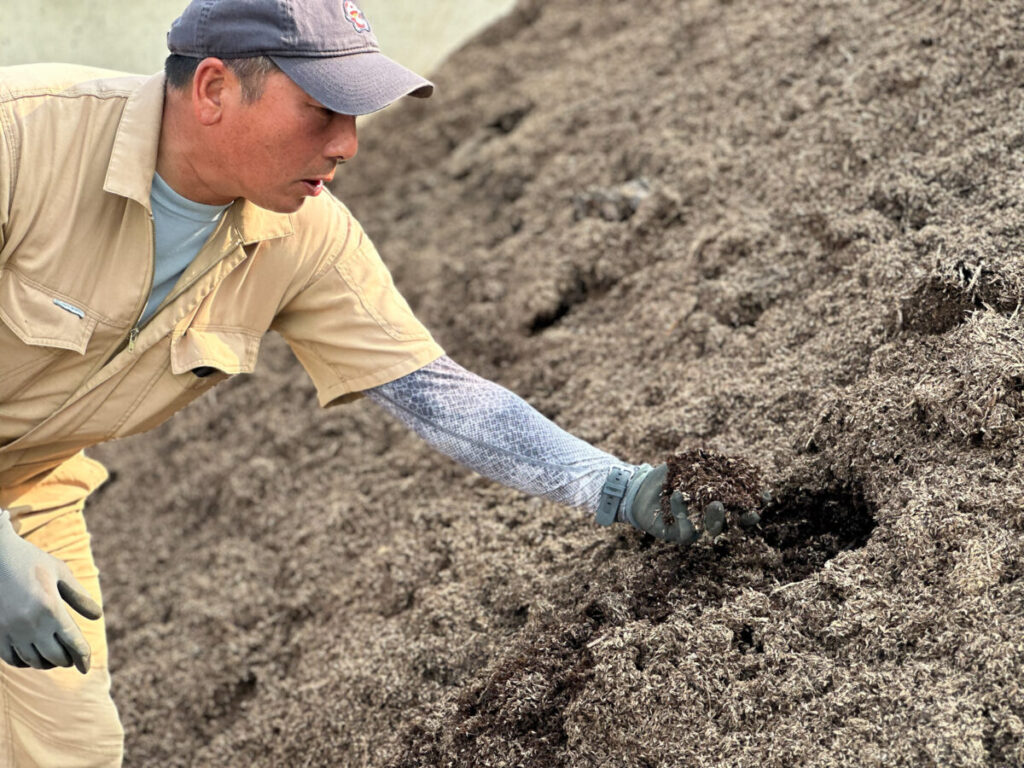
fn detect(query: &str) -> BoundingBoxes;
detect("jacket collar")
[103,72,293,244]
[103,72,164,211]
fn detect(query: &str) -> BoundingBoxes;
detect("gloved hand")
[597,464,765,545]
[0,507,102,674]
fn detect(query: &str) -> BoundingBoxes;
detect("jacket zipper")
[83,208,156,376]
[124,220,242,355]
[106,217,241,368]
[126,210,156,353]
[121,216,242,356]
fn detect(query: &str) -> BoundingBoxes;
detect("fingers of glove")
[669,490,687,515]
[676,515,698,546]
[33,633,74,670]
[737,489,772,529]
[56,571,102,621]
[55,633,91,675]
[704,501,726,537]
[53,619,92,675]
[669,492,698,546]
[739,510,761,528]
[11,641,47,670]
[33,646,56,671]
[0,642,29,668]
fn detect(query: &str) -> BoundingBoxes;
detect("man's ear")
[192,57,231,126]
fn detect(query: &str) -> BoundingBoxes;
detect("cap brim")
[271,52,433,116]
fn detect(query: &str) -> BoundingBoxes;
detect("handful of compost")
[600,449,769,545]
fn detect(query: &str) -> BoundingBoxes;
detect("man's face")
[215,70,358,213]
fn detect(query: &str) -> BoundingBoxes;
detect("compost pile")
[91,0,1024,765]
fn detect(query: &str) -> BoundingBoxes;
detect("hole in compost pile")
[869,185,931,229]
[583,601,608,625]
[732,623,763,654]
[899,277,976,334]
[899,269,1020,335]
[507,603,530,629]
[634,646,648,671]
[528,280,585,333]
[528,269,613,335]
[757,483,876,584]
[659,451,875,588]
[710,289,769,328]
[202,671,258,733]
[486,104,533,134]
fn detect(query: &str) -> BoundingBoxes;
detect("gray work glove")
[596,464,762,545]
[0,507,102,673]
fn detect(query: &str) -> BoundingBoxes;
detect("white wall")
[0,0,514,77]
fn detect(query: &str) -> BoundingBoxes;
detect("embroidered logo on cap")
[343,1,371,33]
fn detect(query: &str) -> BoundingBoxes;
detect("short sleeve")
[270,227,444,407]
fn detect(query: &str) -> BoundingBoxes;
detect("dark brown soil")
[88,0,1024,766]
[662,448,764,524]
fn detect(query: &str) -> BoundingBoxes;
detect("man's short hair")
[164,54,281,103]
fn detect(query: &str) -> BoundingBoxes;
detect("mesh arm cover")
[364,356,632,514]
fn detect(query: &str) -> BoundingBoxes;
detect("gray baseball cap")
[167,0,433,115]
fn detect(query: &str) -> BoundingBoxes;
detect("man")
[0,1,753,764]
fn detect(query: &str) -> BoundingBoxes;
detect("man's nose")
[326,114,358,162]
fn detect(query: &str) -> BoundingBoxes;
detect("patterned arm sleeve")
[363,356,634,514]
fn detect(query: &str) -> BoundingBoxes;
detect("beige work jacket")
[0,64,443,494]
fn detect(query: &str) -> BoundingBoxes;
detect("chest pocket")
[170,325,262,389]
[0,268,100,402]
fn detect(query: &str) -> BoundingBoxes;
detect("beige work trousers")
[0,454,123,768]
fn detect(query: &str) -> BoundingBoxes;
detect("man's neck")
[156,89,236,206]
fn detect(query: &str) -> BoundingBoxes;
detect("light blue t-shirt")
[140,173,231,325]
